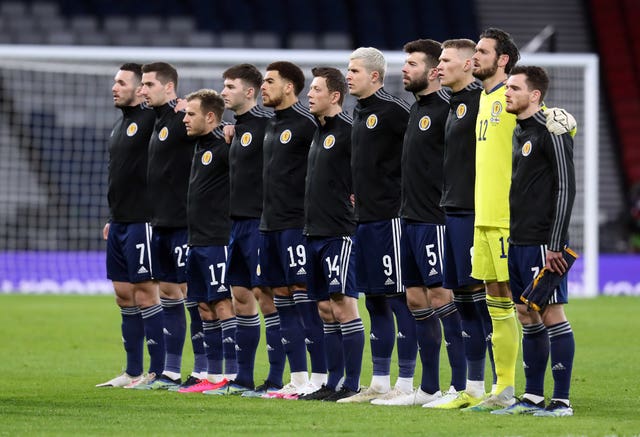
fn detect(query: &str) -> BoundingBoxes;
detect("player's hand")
[349,194,355,206]
[223,124,236,144]
[543,107,576,135]
[102,223,110,240]
[545,249,568,274]
[174,98,187,112]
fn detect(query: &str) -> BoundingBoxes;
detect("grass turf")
[1,294,639,436]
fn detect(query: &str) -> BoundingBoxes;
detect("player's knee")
[541,304,567,326]
[317,299,335,322]
[515,303,539,325]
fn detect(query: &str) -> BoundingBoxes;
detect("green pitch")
[1,294,638,436]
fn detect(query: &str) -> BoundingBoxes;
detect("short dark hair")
[479,27,520,74]
[223,63,263,92]
[141,62,179,90]
[403,39,442,69]
[119,63,143,82]
[266,61,305,96]
[185,89,225,121]
[311,66,347,106]
[510,65,550,102]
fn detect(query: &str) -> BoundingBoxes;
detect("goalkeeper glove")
[520,247,578,312]
[543,107,577,135]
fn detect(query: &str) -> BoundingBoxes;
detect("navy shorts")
[401,221,445,288]
[150,226,188,283]
[442,214,482,290]
[305,236,358,301]
[186,245,231,303]
[355,218,403,295]
[259,228,307,287]
[508,244,568,305]
[106,222,153,283]
[226,218,261,288]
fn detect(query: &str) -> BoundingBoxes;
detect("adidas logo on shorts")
[384,277,395,286]
[297,267,307,275]
[428,268,438,276]
[137,266,149,274]
[329,278,340,286]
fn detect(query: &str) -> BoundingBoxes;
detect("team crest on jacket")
[456,104,467,119]
[201,150,213,165]
[158,127,169,141]
[126,122,138,137]
[366,114,378,129]
[522,140,532,157]
[240,132,253,147]
[419,116,431,131]
[280,129,292,144]
[491,101,503,123]
[323,135,336,149]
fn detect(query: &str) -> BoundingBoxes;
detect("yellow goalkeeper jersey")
[475,83,516,228]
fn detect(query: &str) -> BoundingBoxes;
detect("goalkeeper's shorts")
[508,244,574,310]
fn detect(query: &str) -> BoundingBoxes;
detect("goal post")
[0,45,598,296]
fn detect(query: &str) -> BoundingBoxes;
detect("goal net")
[0,46,598,296]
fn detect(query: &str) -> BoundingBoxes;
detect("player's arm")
[546,133,576,273]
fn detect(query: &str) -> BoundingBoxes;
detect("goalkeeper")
[494,65,576,417]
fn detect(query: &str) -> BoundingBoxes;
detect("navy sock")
[453,292,486,381]
[473,292,497,384]
[434,302,467,391]
[412,308,441,394]
[388,294,417,379]
[274,295,307,373]
[263,312,285,386]
[121,306,144,376]
[141,304,165,376]
[293,292,327,374]
[323,322,344,390]
[234,314,260,388]
[161,298,186,374]
[548,321,575,400]
[185,301,206,374]
[221,317,238,376]
[365,295,394,376]
[341,318,365,392]
[522,323,549,397]
[203,320,223,375]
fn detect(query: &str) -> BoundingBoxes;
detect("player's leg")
[297,237,337,400]
[537,287,574,416]
[328,293,364,402]
[340,221,397,403]
[464,227,518,412]
[254,286,285,393]
[177,248,228,394]
[226,219,261,391]
[286,231,326,393]
[152,228,188,386]
[96,280,144,387]
[185,298,206,382]
[321,236,364,403]
[428,215,486,408]
[263,231,308,396]
[292,284,326,393]
[430,286,466,394]
[100,222,160,388]
[374,222,438,406]
[494,244,548,415]
[473,228,518,404]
